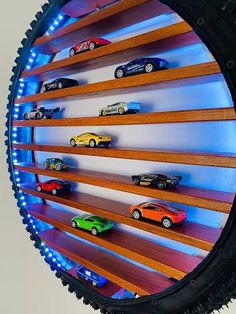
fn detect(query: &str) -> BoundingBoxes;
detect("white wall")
[0,1,236,314]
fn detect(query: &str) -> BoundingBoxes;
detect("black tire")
[162,217,173,228]
[36,185,42,192]
[89,139,96,148]
[115,68,125,79]
[52,188,58,195]
[89,42,96,50]
[157,180,167,190]
[55,163,62,171]
[70,139,77,147]
[144,62,155,73]
[58,82,63,89]
[91,227,98,236]
[101,110,106,116]
[23,113,29,120]
[132,210,142,220]
[43,161,49,169]
[132,177,140,185]
[69,48,76,57]
[118,107,125,115]
[35,112,41,120]
[42,85,47,93]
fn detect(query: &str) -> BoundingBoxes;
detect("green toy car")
[71,215,113,236]
[43,158,68,171]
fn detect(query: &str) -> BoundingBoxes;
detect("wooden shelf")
[15,62,220,105]
[22,22,196,82]
[20,184,222,250]
[67,265,121,298]
[27,203,202,280]
[39,229,174,296]
[33,0,172,54]
[13,107,236,127]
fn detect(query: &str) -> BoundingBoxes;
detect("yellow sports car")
[70,132,112,148]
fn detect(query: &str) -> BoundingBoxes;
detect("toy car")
[114,57,169,79]
[99,102,141,116]
[23,107,60,120]
[131,173,182,189]
[69,38,111,56]
[71,214,113,236]
[130,202,187,228]
[112,289,139,299]
[36,179,71,195]
[76,265,108,288]
[42,158,68,171]
[42,78,79,92]
[70,132,111,148]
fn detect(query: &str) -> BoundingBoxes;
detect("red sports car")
[69,38,111,57]
[130,202,187,228]
[36,180,71,195]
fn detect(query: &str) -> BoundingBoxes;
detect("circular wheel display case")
[5,0,236,313]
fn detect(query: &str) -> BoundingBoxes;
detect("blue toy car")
[76,265,108,288]
[112,289,139,299]
[114,57,169,79]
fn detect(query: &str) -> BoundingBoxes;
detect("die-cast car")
[131,173,182,189]
[70,132,111,148]
[130,202,187,228]
[112,289,139,299]
[71,214,113,236]
[114,57,169,79]
[36,180,71,195]
[76,265,108,288]
[99,102,141,116]
[23,107,60,120]
[42,78,79,92]
[42,158,68,171]
[69,38,111,57]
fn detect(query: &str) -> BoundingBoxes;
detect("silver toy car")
[23,107,60,120]
[99,102,141,116]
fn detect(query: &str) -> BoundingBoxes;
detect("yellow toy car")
[70,132,111,148]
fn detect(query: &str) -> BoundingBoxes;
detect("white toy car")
[23,107,60,120]
[99,102,141,116]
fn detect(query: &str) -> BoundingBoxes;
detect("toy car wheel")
[91,227,98,236]
[43,161,49,169]
[70,139,77,147]
[23,113,29,120]
[58,82,63,89]
[52,188,58,195]
[89,139,96,148]
[69,48,76,57]
[36,185,42,192]
[71,221,77,228]
[118,107,125,115]
[132,210,142,220]
[157,181,167,190]
[92,282,97,287]
[144,63,155,73]
[35,112,42,120]
[101,110,106,116]
[42,85,46,93]
[133,178,140,185]
[55,163,62,171]
[162,218,173,228]
[89,42,96,50]
[115,68,125,79]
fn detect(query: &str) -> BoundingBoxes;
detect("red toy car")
[69,38,111,57]
[36,180,71,195]
[130,202,187,228]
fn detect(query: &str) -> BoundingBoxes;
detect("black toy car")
[42,78,79,92]
[131,173,182,189]
[23,107,60,120]
[114,57,169,79]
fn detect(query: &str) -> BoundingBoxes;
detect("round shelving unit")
[6,0,236,313]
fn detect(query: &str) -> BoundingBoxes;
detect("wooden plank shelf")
[13,108,236,127]
[67,265,121,298]
[39,229,175,296]
[22,22,196,82]
[13,142,236,168]
[33,0,172,54]
[15,62,220,105]
[20,184,222,250]
[27,203,202,280]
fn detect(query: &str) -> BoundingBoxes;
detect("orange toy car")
[130,202,187,228]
